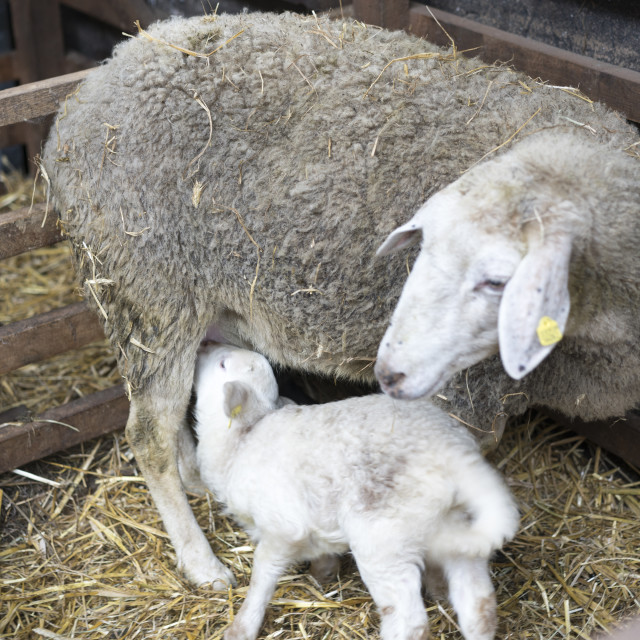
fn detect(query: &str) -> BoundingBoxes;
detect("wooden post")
[9,0,65,82]
[352,0,410,31]
[8,0,65,164]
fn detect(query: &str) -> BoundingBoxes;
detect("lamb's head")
[195,345,279,428]
[374,135,590,399]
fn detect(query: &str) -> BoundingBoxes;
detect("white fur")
[194,345,519,640]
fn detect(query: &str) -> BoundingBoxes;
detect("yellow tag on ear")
[227,404,242,429]
[536,316,563,347]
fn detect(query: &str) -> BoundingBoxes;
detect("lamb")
[41,10,638,585]
[194,344,519,640]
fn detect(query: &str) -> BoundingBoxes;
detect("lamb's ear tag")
[536,316,563,347]
[227,404,242,429]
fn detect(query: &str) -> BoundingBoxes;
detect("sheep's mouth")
[378,369,448,401]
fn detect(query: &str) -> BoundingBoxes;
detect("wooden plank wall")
[353,2,640,123]
[1,1,640,473]
[407,4,640,124]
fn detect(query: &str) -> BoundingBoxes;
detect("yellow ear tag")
[536,316,563,347]
[227,404,242,429]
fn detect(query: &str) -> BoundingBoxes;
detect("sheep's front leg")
[225,541,290,640]
[442,556,496,640]
[126,393,235,588]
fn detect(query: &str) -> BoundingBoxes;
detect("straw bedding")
[1,159,639,638]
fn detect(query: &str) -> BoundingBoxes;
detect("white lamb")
[194,344,519,640]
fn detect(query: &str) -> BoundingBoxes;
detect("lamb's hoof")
[224,621,254,640]
[208,569,237,591]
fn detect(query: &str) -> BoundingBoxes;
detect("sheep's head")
[195,344,280,427]
[375,150,577,399]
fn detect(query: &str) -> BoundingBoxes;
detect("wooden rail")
[0,69,90,128]
[0,302,104,376]
[409,4,640,123]
[0,203,64,260]
[352,0,410,31]
[0,385,129,473]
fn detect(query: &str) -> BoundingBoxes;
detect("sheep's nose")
[379,371,406,390]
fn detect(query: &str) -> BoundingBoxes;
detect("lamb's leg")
[225,541,291,640]
[441,556,496,640]
[422,561,448,601]
[353,551,428,640]
[126,389,235,588]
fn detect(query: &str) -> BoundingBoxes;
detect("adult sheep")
[42,11,639,586]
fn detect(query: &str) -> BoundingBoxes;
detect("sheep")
[194,343,519,640]
[374,126,640,425]
[41,10,638,585]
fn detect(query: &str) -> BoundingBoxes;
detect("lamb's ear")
[222,381,252,419]
[376,218,422,256]
[223,381,269,425]
[499,233,572,380]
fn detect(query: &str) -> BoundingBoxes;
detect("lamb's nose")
[379,371,406,389]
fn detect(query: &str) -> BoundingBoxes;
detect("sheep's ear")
[498,233,572,380]
[223,381,269,425]
[376,219,422,256]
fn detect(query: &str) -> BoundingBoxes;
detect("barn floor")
[1,171,640,639]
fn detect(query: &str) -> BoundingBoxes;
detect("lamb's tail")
[432,461,519,559]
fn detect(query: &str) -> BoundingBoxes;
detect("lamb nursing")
[194,344,519,640]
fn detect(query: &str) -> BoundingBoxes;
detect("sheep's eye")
[220,359,226,370]
[476,278,507,293]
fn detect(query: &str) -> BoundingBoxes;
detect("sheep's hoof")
[185,558,237,590]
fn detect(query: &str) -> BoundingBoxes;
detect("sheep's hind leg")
[126,387,235,588]
[441,556,496,640]
[353,551,429,640]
